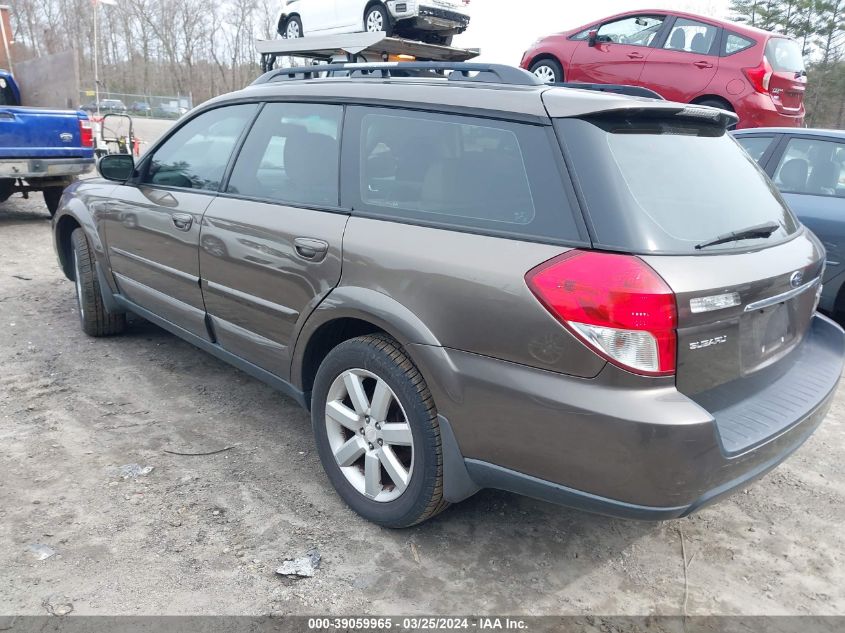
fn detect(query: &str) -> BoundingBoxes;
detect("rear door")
[568,14,667,84]
[199,102,347,379]
[103,104,258,339]
[768,135,845,294]
[638,16,721,102]
[765,37,807,117]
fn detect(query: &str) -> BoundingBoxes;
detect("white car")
[277,0,471,45]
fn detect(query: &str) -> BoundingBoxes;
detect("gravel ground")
[1,193,844,617]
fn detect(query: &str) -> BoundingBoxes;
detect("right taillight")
[743,56,773,94]
[79,118,94,148]
[525,250,678,377]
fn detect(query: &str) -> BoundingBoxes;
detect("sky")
[452,0,732,64]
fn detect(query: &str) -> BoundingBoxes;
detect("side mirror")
[588,30,599,47]
[98,154,135,181]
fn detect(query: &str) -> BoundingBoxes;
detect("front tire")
[43,186,64,217]
[312,334,448,527]
[364,4,392,35]
[70,228,126,337]
[530,58,563,84]
[284,15,303,39]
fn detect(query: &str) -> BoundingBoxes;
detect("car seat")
[668,29,687,50]
[779,158,809,192]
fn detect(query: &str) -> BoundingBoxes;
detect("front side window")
[0,76,17,106]
[663,18,719,54]
[597,15,665,47]
[352,108,581,242]
[773,137,845,197]
[144,104,257,191]
[227,103,342,207]
[736,135,775,162]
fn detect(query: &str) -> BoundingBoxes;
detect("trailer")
[256,31,479,72]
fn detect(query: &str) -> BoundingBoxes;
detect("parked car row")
[51,61,844,528]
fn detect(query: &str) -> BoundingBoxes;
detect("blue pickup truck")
[1,69,96,216]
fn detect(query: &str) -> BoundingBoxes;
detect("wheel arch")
[526,53,565,80]
[291,287,441,400]
[55,213,82,280]
[691,94,735,111]
[363,0,392,27]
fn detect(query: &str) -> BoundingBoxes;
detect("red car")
[520,9,807,129]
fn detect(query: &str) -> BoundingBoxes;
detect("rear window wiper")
[694,221,781,250]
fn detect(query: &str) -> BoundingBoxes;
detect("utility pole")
[0,5,13,75]
[93,0,99,115]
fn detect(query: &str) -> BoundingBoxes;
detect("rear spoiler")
[554,82,665,100]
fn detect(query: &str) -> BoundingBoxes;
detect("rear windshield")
[555,116,800,254]
[0,76,17,106]
[766,38,805,73]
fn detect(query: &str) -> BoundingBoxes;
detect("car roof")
[733,127,845,140]
[209,76,703,121]
[567,8,784,41]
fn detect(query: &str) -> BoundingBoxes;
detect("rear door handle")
[294,237,329,262]
[627,52,644,59]
[693,61,714,69]
[172,212,193,231]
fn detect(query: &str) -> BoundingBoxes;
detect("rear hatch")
[0,107,89,159]
[553,109,826,448]
[765,37,806,114]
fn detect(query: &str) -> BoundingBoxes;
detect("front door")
[103,104,258,338]
[568,14,666,84]
[199,102,348,379]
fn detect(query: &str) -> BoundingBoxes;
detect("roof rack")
[256,32,480,72]
[252,62,543,87]
[555,82,665,100]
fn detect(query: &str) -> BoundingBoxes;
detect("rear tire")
[530,58,563,84]
[70,228,126,337]
[0,179,12,204]
[283,15,303,39]
[364,4,392,36]
[43,186,64,217]
[311,334,448,527]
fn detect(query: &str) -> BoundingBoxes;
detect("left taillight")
[79,118,94,148]
[525,250,678,377]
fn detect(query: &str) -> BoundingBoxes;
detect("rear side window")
[556,117,799,254]
[736,135,775,162]
[724,32,755,55]
[773,137,845,198]
[346,107,582,243]
[144,104,257,191]
[227,102,342,207]
[766,38,805,73]
[663,18,719,54]
[0,77,17,106]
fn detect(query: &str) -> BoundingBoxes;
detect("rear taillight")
[526,250,677,376]
[743,56,773,94]
[79,118,94,148]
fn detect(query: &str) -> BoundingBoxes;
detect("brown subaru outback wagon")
[53,62,845,527]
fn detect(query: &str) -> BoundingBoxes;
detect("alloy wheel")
[286,21,301,38]
[73,246,86,322]
[366,10,384,32]
[324,368,414,502]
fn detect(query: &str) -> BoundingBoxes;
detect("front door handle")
[627,52,644,59]
[294,237,329,261]
[693,60,714,69]
[172,212,193,231]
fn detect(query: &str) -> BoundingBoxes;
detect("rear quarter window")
[343,107,585,244]
[766,38,805,72]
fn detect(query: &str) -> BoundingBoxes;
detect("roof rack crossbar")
[252,62,543,87]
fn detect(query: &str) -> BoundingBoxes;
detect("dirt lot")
[1,193,844,617]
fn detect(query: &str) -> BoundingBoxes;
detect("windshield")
[555,116,800,254]
[766,38,805,73]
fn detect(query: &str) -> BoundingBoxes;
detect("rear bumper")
[0,157,95,180]
[411,313,844,519]
[734,92,805,129]
[388,2,470,32]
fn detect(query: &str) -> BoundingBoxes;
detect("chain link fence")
[78,89,193,120]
